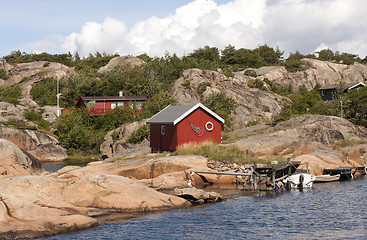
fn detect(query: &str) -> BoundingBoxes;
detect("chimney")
[119,91,123,97]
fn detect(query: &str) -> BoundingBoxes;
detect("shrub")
[20,76,32,83]
[0,69,10,79]
[30,78,57,106]
[0,85,22,103]
[24,110,42,121]
[127,125,150,144]
[204,92,237,129]
[95,105,135,131]
[283,59,306,72]
[141,91,176,119]
[247,79,265,90]
[244,69,257,77]
[181,81,191,89]
[197,82,211,94]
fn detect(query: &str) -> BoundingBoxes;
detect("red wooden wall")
[176,109,221,146]
[149,108,221,151]
[149,124,177,151]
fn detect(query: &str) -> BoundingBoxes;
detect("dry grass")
[332,138,367,150]
[221,132,245,143]
[173,141,288,165]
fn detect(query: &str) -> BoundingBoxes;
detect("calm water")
[41,178,367,240]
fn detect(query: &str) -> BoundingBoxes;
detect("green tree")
[0,85,22,104]
[254,44,283,64]
[344,87,367,126]
[55,109,99,152]
[317,48,334,61]
[189,46,221,63]
[95,105,135,131]
[141,91,176,118]
[204,92,237,129]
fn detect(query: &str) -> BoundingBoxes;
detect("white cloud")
[28,0,367,58]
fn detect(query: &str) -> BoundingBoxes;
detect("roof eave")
[173,103,225,125]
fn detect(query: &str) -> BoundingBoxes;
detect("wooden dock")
[323,166,366,180]
[191,161,301,191]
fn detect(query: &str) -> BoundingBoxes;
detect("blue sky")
[1,0,367,59]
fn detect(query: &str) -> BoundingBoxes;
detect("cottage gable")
[146,103,224,125]
[146,103,224,152]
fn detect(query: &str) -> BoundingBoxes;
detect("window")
[161,125,165,135]
[136,102,142,109]
[117,102,124,107]
[111,102,117,109]
[129,102,134,109]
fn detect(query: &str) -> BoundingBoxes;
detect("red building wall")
[149,124,177,151]
[176,109,221,147]
[90,102,112,115]
[149,108,221,151]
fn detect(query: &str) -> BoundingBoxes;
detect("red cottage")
[146,103,224,151]
[75,95,147,116]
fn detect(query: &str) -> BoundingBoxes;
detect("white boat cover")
[284,173,316,189]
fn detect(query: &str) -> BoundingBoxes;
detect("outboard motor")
[298,174,304,189]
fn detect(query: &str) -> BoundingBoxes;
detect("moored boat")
[284,173,315,189]
[314,174,340,183]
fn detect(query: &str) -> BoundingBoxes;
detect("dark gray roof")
[146,103,224,125]
[81,96,147,101]
[318,82,365,90]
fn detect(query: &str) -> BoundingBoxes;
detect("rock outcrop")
[244,58,367,92]
[231,115,367,175]
[173,187,223,204]
[170,68,289,129]
[0,124,67,162]
[100,120,149,159]
[0,139,42,179]
[0,61,75,106]
[0,102,27,122]
[98,56,145,74]
[0,174,190,239]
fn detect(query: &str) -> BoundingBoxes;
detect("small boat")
[284,173,316,189]
[314,174,340,183]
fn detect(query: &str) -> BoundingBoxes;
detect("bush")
[204,92,237,129]
[24,110,42,121]
[95,105,135,131]
[181,81,191,89]
[283,59,306,72]
[141,91,176,119]
[0,69,10,79]
[30,78,58,106]
[20,76,32,83]
[0,85,22,103]
[244,69,257,77]
[127,125,150,144]
[197,82,211,94]
[247,79,265,90]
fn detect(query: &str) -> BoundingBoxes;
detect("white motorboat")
[284,173,316,189]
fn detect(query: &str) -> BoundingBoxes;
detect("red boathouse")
[74,95,147,116]
[146,103,224,151]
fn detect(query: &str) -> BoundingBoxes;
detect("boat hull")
[284,173,315,189]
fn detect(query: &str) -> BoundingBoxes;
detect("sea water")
[41,178,367,240]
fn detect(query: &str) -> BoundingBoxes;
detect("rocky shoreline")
[1,113,367,238]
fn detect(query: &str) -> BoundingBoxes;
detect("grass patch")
[173,141,289,165]
[173,142,247,164]
[221,132,244,143]
[63,154,102,165]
